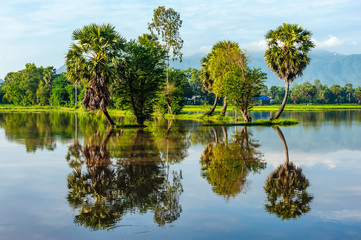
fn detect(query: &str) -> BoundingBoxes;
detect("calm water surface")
[0,111,360,240]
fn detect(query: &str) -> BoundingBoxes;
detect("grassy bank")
[182,104,361,113]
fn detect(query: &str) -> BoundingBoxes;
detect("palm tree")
[265,23,315,120]
[264,127,313,220]
[66,23,126,127]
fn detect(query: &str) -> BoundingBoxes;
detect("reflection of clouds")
[265,150,361,169]
[315,210,361,222]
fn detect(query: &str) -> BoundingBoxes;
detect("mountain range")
[56,50,361,87]
[170,50,361,87]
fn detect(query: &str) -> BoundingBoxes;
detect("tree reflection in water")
[66,127,184,230]
[200,126,266,200]
[264,127,313,220]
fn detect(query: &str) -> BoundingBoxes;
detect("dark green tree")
[3,64,44,105]
[354,86,361,104]
[114,34,166,125]
[50,73,72,106]
[329,84,343,104]
[157,68,190,115]
[66,23,126,127]
[302,81,317,104]
[224,67,266,122]
[265,23,315,120]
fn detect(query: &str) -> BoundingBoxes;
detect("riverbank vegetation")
[0,7,359,127]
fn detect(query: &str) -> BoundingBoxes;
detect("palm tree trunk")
[273,126,289,166]
[102,108,115,127]
[220,96,227,116]
[204,95,218,116]
[270,81,290,120]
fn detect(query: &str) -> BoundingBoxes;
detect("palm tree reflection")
[264,127,313,220]
[200,126,266,200]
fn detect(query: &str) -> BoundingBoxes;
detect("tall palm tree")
[265,23,315,120]
[66,23,126,127]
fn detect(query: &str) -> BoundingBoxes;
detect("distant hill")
[0,79,3,83]
[57,50,361,87]
[172,50,361,87]
[56,65,66,74]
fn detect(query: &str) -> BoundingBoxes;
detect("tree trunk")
[273,127,289,166]
[166,95,173,115]
[270,81,290,120]
[102,108,115,127]
[165,54,172,115]
[220,96,227,116]
[240,108,252,123]
[204,95,218,116]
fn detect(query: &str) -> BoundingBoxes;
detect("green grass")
[181,104,361,113]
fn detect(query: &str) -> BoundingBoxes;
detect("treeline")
[0,64,84,106]
[2,64,361,108]
[0,63,213,108]
[265,79,361,104]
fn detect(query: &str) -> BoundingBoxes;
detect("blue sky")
[0,0,360,79]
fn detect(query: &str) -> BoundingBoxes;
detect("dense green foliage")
[2,64,79,107]
[112,34,166,125]
[264,79,361,104]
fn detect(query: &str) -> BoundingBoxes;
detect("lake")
[0,111,360,240]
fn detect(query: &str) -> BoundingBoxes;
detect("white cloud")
[200,45,212,53]
[315,209,361,221]
[265,149,361,170]
[242,40,267,52]
[313,35,343,49]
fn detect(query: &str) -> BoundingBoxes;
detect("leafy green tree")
[157,68,190,115]
[114,34,166,125]
[50,73,71,106]
[201,41,247,116]
[343,83,353,103]
[269,86,286,104]
[66,23,126,127]
[264,127,313,220]
[302,81,317,104]
[0,82,5,103]
[354,86,361,104]
[3,64,44,105]
[224,67,266,122]
[36,81,51,106]
[329,84,343,104]
[290,83,303,103]
[36,66,55,106]
[318,88,333,104]
[265,23,315,120]
[148,6,183,114]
